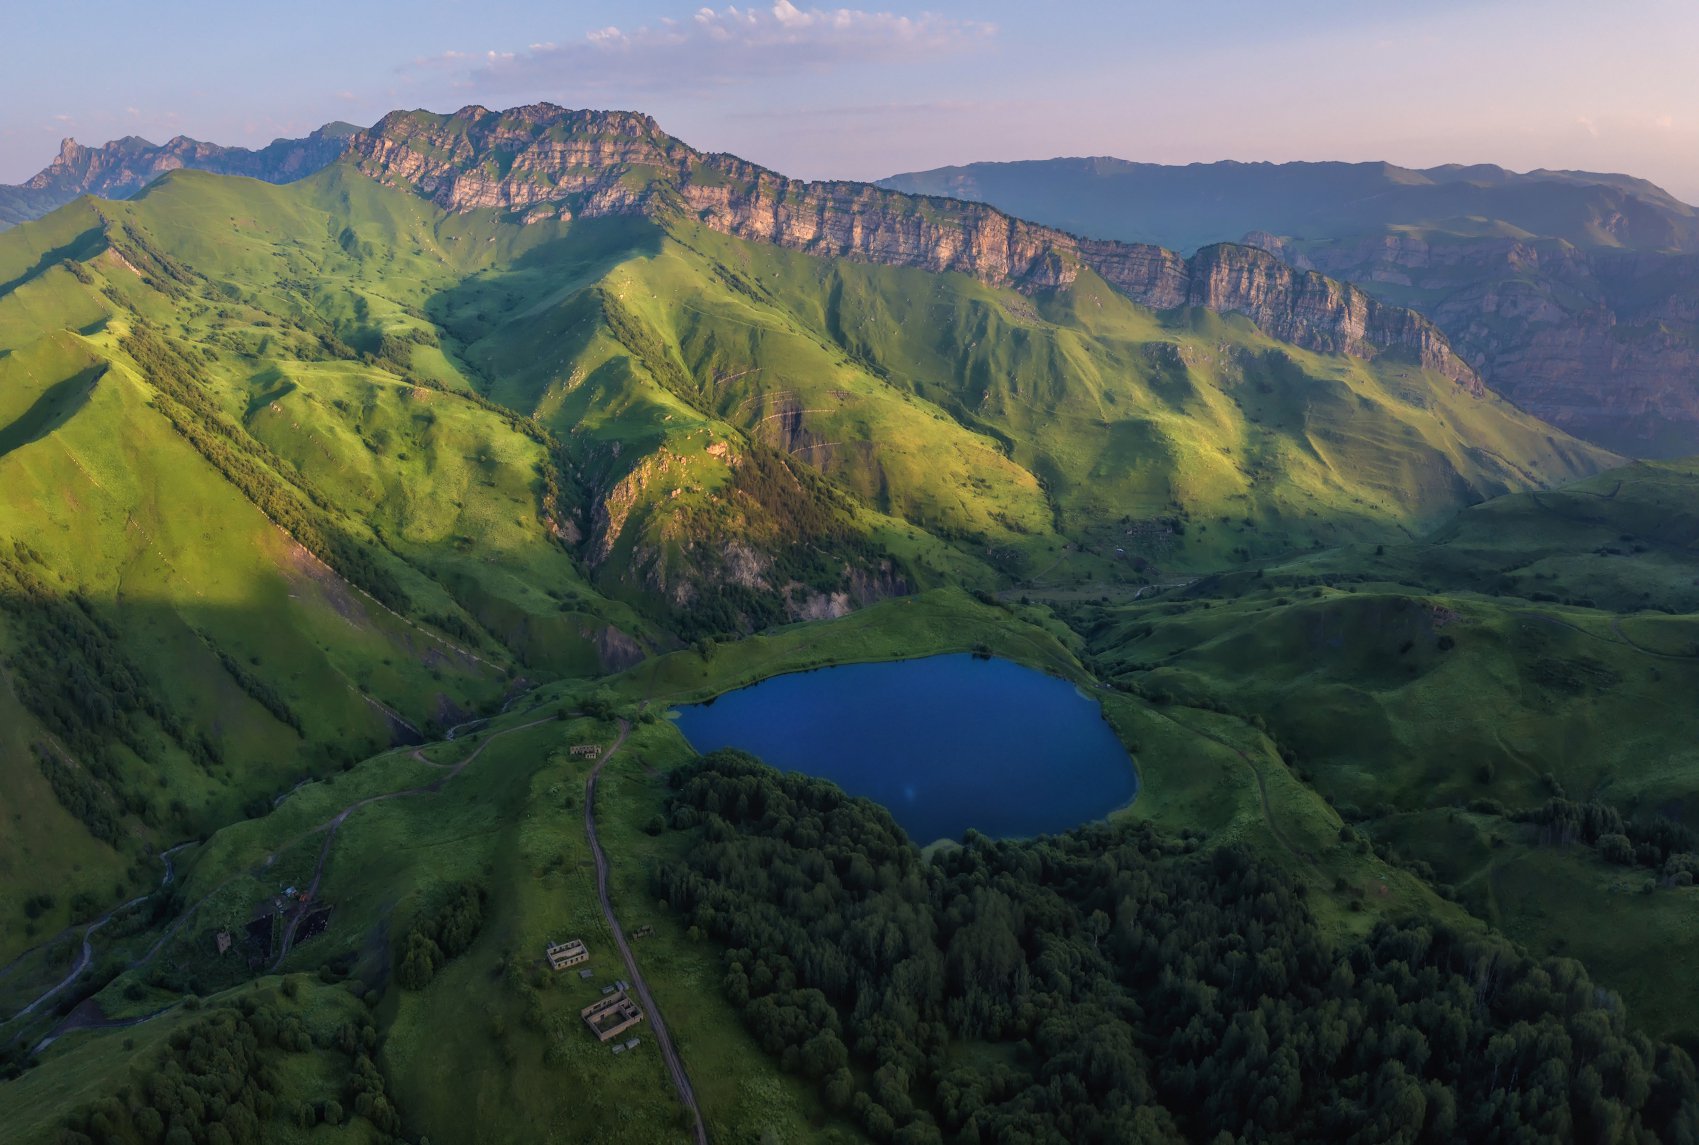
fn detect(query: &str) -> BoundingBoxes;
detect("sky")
[6,0,1699,201]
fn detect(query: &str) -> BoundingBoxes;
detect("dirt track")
[584,720,709,1145]
[271,715,556,968]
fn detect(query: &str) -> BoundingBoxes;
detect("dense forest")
[55,990,400,1144]
[658,752,1699,1144]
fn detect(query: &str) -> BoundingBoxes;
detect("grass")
[0,147,1673,1138]
[1072,457,1699,1027]
[0,974,372,1144]
[18,571,1494,1121]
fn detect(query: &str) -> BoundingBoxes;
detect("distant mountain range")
[881,158,1699,456]
[878,158,1699,254]
[0,123,360,228]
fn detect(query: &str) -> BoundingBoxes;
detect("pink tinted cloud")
[408,1,995,95]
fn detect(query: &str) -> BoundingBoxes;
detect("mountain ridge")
[878,156,1699,252]
[879,154,1699,455]
[0,123,359,229]
[343,104,1482,389]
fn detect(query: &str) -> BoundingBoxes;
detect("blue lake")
[671,654,1137,844]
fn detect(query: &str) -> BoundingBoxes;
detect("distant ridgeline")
[881,156,1699,457]
[0,123,359,229]
[346,105,1479,388]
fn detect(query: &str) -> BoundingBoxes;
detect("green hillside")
[1072,458,1699,1039]
[879,155,1699,459]
[0,149,1668,1143]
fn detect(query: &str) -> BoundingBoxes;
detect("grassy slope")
[592,226,1612,577]
[418,198,1613,586]
[1081,457,1699,1035]
[0,589,1451,1142]
[0,161,1652,1137]
[0,172,660,964]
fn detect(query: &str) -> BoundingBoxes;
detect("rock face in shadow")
[345,104,1481,390]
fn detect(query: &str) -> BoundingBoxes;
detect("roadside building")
[546,938,589,970]
[581,991,645,1042]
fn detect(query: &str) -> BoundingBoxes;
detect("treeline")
[210,645,302,734]
[34,743,122,844]
[109,221,202,300]
[122,326,411,612]
[658,752,1699,1144]
[0,544,206,838]
[1524,797,1699,883]
[394,881,486,990]
[56,995,404,1143]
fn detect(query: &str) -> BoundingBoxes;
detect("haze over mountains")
[881,158,1699,457]
[0,124,358,230]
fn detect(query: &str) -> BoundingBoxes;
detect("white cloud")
[408,2,994,95]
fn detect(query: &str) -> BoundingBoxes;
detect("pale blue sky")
[7,1,1698,199]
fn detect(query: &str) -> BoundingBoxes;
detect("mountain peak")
[344,104,1480,389]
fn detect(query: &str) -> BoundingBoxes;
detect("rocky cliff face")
[0,124,357,228]
[346,104,1480,388]
[1245,231,1699,455]
[881,155,1699,456]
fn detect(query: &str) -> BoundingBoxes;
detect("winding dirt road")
[6,841,193,1027]
[584,720,709,1145]
[271,714,557,968]
[7,709,555,1038]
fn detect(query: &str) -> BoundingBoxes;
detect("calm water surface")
[671,654,1137,844]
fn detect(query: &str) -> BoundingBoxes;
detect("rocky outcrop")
[0,124,358,229]
[346,104,1480,389]
[1245,231,1699,455]
[877,152,1699,456]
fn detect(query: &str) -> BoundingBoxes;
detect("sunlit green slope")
[0,159,1614,963]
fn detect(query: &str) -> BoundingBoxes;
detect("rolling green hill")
[1070,458,1699,1040]
[0,154,1614,945]
[0,105,1680,1144]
